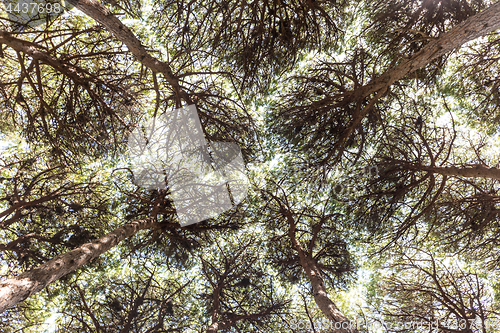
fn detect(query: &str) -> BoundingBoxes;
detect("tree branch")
[0,217,160,312]
[67,0,191,103]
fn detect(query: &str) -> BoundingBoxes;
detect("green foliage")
[2,0,500,331]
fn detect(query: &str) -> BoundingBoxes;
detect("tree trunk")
[282,208,359,333]
[356,1,500,101]
[207,322,221,333]
[0,218,159,313]
[66,0,187,101]
[420,165,500,180]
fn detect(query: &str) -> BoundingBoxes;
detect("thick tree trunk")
[420,165,500,180]
[282,208,358,333]
[206,309,278,332]
[207,280,224,333]
[206,280,279,332]
[0,218,159,313]
[297,251,358,333]
[357,1,500,100]
[66,0,187,100]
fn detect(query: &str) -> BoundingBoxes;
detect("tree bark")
[281,208,359,333]
[0,30,130,126]
[356,1,500,101]
[325,1,500,161]
[0,217,159,313]
[66,0,189,101]
[399,163,500,180]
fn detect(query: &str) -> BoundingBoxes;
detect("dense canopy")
[1,0,500,332]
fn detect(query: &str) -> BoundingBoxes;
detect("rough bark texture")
[0,31,121,89]
[420,165,500,180]
[281,208,359,333]
[357,0,500,100]
[0,218,158,313]
[207,280,224,333]
[327,1,500,161]
[67,0,189,101]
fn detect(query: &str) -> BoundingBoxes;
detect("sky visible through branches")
[1,0,500,332]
